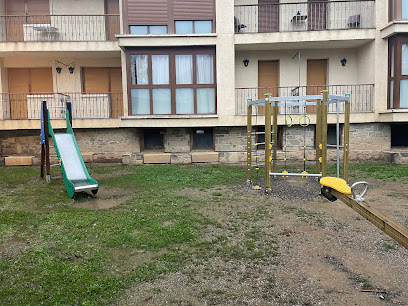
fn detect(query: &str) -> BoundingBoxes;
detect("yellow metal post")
[265,94,272,192]
[247,101,252,183]
[321,90,328,178]
[315,99,322,175]
[272,100,278,173]
[343,97,351,182]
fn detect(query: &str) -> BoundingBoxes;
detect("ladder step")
[252,153,265,156]
[251,132,274,135]
[252,163,265,167]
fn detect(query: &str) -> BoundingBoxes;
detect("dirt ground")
[118,177,408,306]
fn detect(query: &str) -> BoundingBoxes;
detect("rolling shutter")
[173,0,214,20]
[127,0,168,24]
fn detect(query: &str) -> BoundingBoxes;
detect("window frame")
[141,128,165,152]
[127,46,217,116]
[129,25,168,35]
[190,127,215,151]
[388,35,408,109]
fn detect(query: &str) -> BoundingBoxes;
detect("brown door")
[308,0,327,30]
[5,0,25,41]
[109,67,123,117]
[307,59,327,113]
[258,0,279,33]
[105,0,119,40]
[83,67,123,117]
[8,68,53,119]
[258,60,279,114]
[6,0,50,41]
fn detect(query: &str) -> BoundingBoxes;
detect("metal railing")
[0,15,120,42]
[235,84,374,115]
[234,0,375,33]
[0,92,123,120]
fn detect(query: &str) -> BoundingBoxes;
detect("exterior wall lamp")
[341,58,347,66]
[243,59,249,67]
[55,60,75,74]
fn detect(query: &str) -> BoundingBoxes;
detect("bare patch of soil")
[120,178,408,306]
[71,187,130,210]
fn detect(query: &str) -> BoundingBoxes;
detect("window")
[388,35,408,109]
[327,125,342,147]
[191,128,214,150]
[128,47,216,115]
[389,0,408,21]
[129,25,167,35]
[142,129,164,151]
[391,124,408,146]
[175,20,213,34]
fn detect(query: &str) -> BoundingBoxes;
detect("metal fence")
[234,0,375,33]
[0,92,123,120]
[0,15,120,42]
[235,84,374,115]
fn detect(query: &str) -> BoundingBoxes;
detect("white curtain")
[197,55,214,84]
[152,55,169,85]
[131,89,150,115]
[131,55,148,85]
[197,88,215,114]
[176,88,194,114]
[390,80,394,109]
[176,55,193,84]
[153,88,171,114]
[402,43,408,75]
[390,44,394,77]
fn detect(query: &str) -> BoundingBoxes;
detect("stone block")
[122,153,143,165]
[191,152,219,163]
[219,152,246,164]
[171,153,192,164]
[5,156,34,166]
[144,153,171,164]
[82,153,93,163]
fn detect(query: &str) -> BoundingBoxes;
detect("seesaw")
[320,177,408,251]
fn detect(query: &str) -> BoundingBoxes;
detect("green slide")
[47,110,98,198]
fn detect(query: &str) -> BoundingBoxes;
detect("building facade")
[0,0,407,165]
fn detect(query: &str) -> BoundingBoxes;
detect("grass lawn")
[0,162,407,305]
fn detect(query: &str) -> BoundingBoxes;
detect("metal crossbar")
[269,172,322,178]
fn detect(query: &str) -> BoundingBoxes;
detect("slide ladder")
[41,101,98,198]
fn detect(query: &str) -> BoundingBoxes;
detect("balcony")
[0,92,123,120]
[0,15,120,42]
[235,84,374,115]
[234,1,375,34]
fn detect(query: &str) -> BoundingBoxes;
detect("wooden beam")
[331,189,408,250]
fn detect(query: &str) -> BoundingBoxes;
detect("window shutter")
[127,0,168,24]
[173,0,214,20]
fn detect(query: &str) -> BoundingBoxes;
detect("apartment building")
[0,0,407,166]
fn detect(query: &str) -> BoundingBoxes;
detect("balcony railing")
[234,0,375,34]
[235,84,374,115]
[0,15,120,42]
[0,92,123,120]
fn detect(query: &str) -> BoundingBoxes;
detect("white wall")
[235,48,359,89]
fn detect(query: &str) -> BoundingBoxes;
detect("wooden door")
[258,0,279,33]
[8,68,53,119]
[8,68,29,119]
[6,0,50,41]
[307,59,327,113]
[258,60,279,114]
[109,67,123,117]
[5,0,25,41]
[308,0,327,30]
[105,0,119,40]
